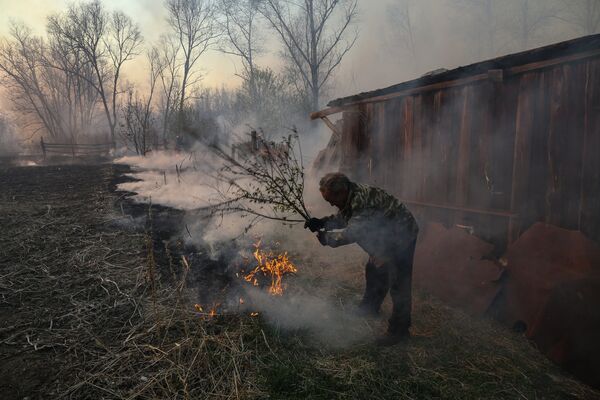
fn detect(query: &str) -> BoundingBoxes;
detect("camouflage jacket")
[321,183,418,260]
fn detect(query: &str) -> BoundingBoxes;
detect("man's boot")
[375,316,410,346]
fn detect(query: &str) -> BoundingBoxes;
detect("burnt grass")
[1,163,599,399]
[113,163,233,305]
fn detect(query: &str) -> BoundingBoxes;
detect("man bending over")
[305,172,419,345]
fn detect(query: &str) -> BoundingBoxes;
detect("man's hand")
[304,217,325,232]
[317,231,328,246]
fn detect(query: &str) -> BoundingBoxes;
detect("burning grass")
[1,163,599,399]
[243,239,298,296]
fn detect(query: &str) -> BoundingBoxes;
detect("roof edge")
[327,34,600,108]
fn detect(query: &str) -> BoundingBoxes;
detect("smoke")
[4,0,595,351]
[1,0,595,146]
[20,2,600,370]
[239,286,372,347]
[113,128,378,347]
[334,0,588,99]
[114,116,337,246]
[115,150,223,209]
[0,113,21,157]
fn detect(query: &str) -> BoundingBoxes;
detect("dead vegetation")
[1,163,599,399]
[198,130,311,227]
[0,164,267,399]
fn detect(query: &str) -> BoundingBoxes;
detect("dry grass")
[0,165,266,399]
[1,163,599,399]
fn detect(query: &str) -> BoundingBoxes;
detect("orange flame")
[194,303,219,318]
[244,240,297,296]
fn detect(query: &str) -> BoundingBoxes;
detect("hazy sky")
[0,0,243,89]
[0,0,587,105]
[0,0,477,94]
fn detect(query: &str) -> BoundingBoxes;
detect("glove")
[304,217,325,232]
[317,231,328,246]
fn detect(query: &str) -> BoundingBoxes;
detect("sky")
[0,1,488,92]
[0,0,243,89]
[0,0,588,107]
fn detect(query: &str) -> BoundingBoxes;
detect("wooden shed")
[312,34,600,250]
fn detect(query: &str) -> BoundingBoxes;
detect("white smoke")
[239,285,374,347]
[112,128,379,347]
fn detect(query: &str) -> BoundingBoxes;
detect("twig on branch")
[195,127,311,226]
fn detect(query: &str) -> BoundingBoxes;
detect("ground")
[0,163,598,399]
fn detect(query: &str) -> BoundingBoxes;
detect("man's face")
[320,187,348,209]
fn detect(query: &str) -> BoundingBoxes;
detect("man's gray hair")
[319,172,351,194]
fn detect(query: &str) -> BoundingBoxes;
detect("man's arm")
[322,214,347,230]
[304,214,348,232]
[317,213,369,247]
[318,230,352,247]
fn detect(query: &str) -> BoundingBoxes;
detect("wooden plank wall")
[340,56,600,247]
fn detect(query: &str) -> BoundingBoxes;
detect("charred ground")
[0,163,598,399]
[0,164,146,397]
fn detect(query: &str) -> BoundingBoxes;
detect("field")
[1,163,598,399]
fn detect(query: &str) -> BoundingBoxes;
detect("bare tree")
[558,0,600,35]
[107,11,143,139]
[451,0,504,58]
[0,112,20,155]
[259,0,359,112]
[120,48,165,155]
[185,85,236,146]
[165,0,221,126]
[0,24,61,139]
[47,1,142,145]
[146,47,166,148]
[235,66,303,133]
[156,35,182,146]
[46,27,99,140]
[386,0,420,72]
[218,0,264,104]
[451,0,567,58]
[120,90,157,155]
[0,23,98,142]
[510,0,562,49]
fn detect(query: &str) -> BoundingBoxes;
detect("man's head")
[319,172,351,209]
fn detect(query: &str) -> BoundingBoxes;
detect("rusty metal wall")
[339,57,600,247]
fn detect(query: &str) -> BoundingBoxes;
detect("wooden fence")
[40,137,113,158]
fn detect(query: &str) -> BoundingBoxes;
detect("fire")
[194,303,219,318]
[244,240,297,296]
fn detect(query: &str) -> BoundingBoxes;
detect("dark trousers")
[361,239,417,334]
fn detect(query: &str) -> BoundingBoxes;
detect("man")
[305,172,419,345]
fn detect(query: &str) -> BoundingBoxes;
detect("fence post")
[40,137,46,159]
